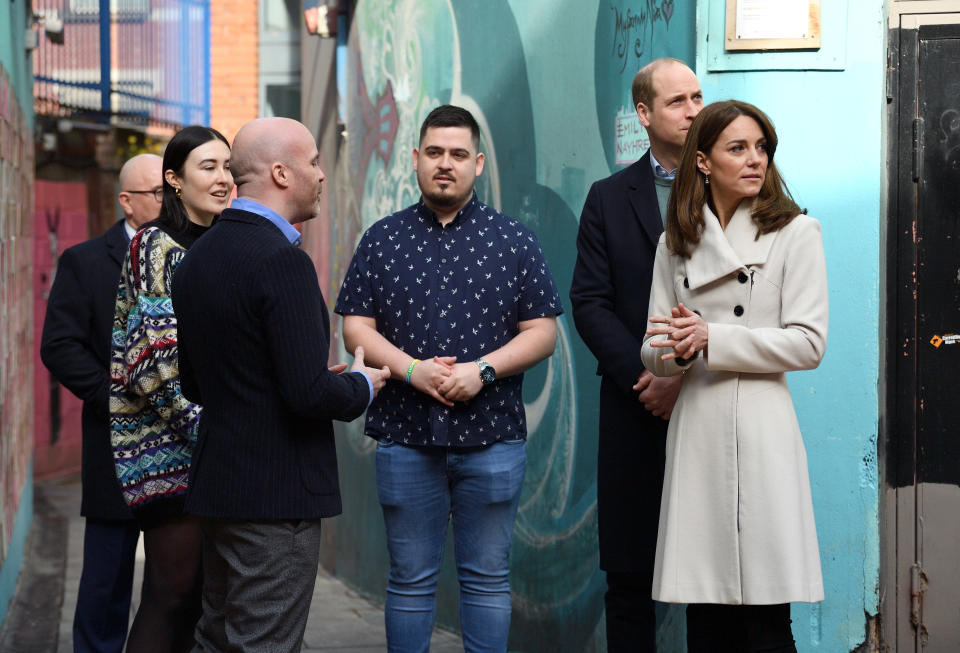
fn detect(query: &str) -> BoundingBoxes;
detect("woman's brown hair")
[665,100,801,258]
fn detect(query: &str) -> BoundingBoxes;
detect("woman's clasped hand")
[646,302,708,361]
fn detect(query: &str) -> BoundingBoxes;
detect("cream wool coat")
[641,202,828,605]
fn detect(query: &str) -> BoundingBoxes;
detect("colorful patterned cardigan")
[110,224,202,521]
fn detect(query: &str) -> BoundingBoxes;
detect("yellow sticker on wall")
[930,334,959,348]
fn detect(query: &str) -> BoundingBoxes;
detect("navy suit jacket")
[569,152,670,572]
[172,208,370,520]
[41,220,133,521]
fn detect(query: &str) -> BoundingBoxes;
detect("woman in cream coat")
[642,100,827,653]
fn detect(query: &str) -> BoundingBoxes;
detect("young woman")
[110,125,232,652]
[641,101,828,652]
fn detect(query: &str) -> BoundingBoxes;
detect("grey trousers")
[191,518,323,653]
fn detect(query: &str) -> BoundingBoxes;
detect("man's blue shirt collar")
[230,197,302,246]
[649,150,676,181]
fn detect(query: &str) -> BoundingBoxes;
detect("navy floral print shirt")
[335,195,562,448]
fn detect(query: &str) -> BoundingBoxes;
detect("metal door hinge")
[886,48,896,103]
[911,562,928,643]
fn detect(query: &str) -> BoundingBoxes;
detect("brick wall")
[0,58,35,623]
[209,0,260,143]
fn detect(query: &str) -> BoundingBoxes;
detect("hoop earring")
[175,187,182,199]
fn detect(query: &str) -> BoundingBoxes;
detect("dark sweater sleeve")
[260,246,369,421]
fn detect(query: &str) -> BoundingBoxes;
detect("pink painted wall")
[33,180,90,480]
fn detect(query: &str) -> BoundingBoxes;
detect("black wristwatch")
[476,358,496,385]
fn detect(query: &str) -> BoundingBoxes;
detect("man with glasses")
[115,157,164,237]
[41,153,162,653]
[121,186,162,204]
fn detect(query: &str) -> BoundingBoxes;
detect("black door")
[887,19,960,653]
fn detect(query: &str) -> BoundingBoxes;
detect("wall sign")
[725,0,821,51]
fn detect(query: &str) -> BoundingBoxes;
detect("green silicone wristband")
[405,359,421,384]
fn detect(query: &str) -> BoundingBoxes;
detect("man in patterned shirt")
[336,104,561,652]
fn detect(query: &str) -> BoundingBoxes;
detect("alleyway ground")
[0,475,463,652]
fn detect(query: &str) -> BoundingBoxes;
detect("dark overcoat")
[41,220,132,520]
[570,152,669,573]
[172,209,370,520]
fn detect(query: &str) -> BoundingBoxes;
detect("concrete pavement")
[0,475,463,652]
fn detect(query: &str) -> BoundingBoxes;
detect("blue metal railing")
[32,0,210,128]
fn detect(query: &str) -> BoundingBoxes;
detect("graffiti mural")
[318,1,693,649]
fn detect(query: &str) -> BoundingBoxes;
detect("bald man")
[41,153,162,653]
[172,118,388,653]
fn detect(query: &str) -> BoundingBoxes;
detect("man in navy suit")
[41,153,162,653]
[570,58,703,652]
[172,117,388,653]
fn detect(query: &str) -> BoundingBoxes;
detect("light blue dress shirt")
[649,150,676,180]
[230,197,303,246]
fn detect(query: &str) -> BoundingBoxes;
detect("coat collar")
[105,220,129,265]
[684,201,778,290]
[625,152,664,248]
[221,207,273,226]
[220,207,296,240]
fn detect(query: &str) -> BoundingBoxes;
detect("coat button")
[738,271,748,283]
[684,277,689,288]
[734,305,744,316]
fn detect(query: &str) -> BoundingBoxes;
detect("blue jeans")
[376,439,527,653]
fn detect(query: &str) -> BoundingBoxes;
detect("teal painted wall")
[695,1,883,651]
[0,0,35,116]
[0,469,33,627]
[319,0,883,650]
